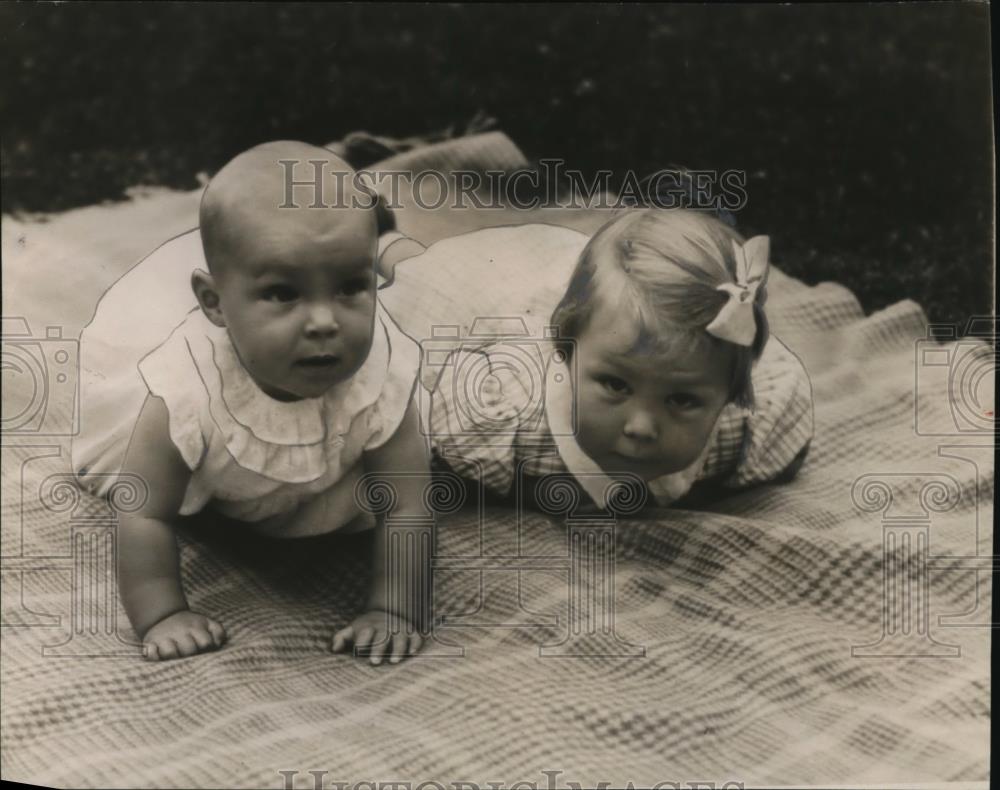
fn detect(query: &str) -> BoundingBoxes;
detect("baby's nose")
[623,409,658,440]
[304,304,339,336]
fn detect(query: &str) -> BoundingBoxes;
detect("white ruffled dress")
[73,229,420,537]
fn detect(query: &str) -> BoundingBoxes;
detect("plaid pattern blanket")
[1,133,992,788]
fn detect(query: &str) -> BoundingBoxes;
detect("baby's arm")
[376,231,426,283]
[372,194,426,283]
[332,398,430,665]
[118,394,226,660]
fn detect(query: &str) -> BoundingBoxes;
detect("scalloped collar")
[181,304,392,482]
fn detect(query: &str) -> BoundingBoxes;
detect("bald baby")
[109,140,433,664]
[199,140,379,278]
[190,141,384,402]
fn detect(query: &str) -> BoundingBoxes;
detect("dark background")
[1,3,993,330]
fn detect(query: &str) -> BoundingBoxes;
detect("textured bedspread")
[1,134,992,788]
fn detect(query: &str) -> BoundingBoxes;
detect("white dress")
[73,229,420,537]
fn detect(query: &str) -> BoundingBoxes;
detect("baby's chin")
[254,369,354,402]
[292,371,358,400]
[595,454,693,482]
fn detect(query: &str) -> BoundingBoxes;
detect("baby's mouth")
[609,451,660,467]
[295,355,340,369]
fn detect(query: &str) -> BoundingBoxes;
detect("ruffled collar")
[543,349,717,509]
[182,303,392,484]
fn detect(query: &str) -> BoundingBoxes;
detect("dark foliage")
[0,3,993,329]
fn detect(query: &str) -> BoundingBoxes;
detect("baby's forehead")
[201,141,376,272]
[579,312,730,380]
[215,200,372,258]
[597,345,733,394]
[590,330,710,368]
[224,197,368,237]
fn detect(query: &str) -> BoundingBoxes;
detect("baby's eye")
[667,393,702,410]
[597,375,631,396]
[340,277,372,297]
[261,285,298,303]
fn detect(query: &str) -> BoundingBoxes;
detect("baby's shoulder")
[752,335,814,410]
[422,222,588,259]
[379,223,589,357]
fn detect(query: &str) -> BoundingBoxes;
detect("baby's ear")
[191,269,226,328]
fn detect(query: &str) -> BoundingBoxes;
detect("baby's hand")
[331,609,423,665]
[142,610,227,661]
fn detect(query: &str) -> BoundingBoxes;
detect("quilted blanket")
[1,133,992,788]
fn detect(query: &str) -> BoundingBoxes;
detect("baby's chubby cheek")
[345,321,376,372]
[662,431,709,469]
[574,411,617,453]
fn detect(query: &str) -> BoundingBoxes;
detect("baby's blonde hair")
[550,208,769,409]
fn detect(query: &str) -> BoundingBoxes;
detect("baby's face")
[571,299,733,481]
[212,212,377,401]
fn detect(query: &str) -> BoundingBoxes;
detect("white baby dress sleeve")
[363,308,423,451]
[136,326,208,473]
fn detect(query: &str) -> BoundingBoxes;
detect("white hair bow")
[705,235,770,347]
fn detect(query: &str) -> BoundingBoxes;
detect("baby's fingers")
[150,637,180,661]
[191,627,218,653]
[369,634,391,666]
[389,632,411,665]
[207,620,227,647]
[331,626,354,653]
[356,627,388,665]
[173,632,199,657]
[355,626,376,652]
